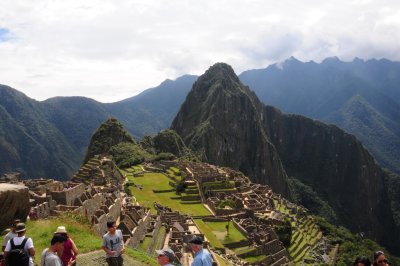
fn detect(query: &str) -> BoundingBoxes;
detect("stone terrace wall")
[93,197,122,235]
[50,183,86,205]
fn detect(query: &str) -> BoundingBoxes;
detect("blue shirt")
[191,248,212,266]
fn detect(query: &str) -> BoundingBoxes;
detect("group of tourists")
[354,251,391,266]
[1,219,78,266]
[1,218,213,266]
[101,220,213,266]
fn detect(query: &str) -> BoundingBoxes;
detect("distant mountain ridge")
[1,57,400,179]
[239,57,400,173]
[0,75,197,179]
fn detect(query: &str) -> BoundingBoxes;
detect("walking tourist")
[373,251,389,266]
[156,247,176,266]
[54,226,78,266]
[41,235,74,266]
[1,219,20,252]
[354,256,371,266]
[189,236,212,266]
[102,221,125,266]
[4,223,35,266]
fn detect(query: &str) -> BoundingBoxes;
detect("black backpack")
[6,237,30,266]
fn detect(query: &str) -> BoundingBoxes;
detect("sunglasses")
[378,259,388,264]
[157,254,166,258]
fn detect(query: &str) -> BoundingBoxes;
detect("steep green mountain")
[171,63,291,197]
[83,117,135,163]
[239,57,400,174]
[171,63,400,254]
[0,85,80,180]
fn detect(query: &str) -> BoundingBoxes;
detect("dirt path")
[76,250,149,266]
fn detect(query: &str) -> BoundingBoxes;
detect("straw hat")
[54,226,67,234]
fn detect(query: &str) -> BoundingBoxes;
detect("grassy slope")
[0,214,157,266]
[124,170,210,216]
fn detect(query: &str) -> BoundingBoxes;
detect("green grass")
[242,254,266,263]
[0,214,158,266]
[194,219,247,250]
[137,235,152,252]
[126,172,210,216]
[124,248,158,265]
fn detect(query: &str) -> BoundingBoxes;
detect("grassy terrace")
[194,219,247,249]
[273,198,323,264]
[123,168,210,216]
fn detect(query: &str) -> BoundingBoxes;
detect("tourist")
[189,236,212,266]
[41,235,74,266]
[156,247,176,266]
[2,219,20,251]
[4,223,35,266]
[102,221,125,266]
[54,226,78,266]
[373,251,389,266]
[354,256,371,266]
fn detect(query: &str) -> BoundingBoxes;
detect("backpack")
[6,238,30,266]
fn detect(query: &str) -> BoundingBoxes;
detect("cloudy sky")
[1,0,400,102]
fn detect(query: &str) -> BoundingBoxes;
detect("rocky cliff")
[171,63,399,254]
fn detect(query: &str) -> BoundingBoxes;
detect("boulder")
[0,183,30,229]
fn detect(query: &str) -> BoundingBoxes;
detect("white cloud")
[1,0,400,102]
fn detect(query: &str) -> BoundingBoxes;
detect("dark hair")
[54,232,69,239]
[107,221,116,228]
[51,235,67,245]
[374,251,385,262]
[354,256,371,266]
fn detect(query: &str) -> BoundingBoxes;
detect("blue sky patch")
[0,28,11,42]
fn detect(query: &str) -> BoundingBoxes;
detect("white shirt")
[2,231,17,247]
[5,236,34,266]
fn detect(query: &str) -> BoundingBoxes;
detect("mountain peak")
[202,62,239,83]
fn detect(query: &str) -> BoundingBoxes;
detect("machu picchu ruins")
[1,157,339,265]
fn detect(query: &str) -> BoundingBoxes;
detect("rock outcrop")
[0,183,30,229]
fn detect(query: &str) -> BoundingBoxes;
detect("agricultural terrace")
[123,167,210,216]
[194,219,247,249]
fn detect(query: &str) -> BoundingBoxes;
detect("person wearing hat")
[4,223,35,266]
[156,247,176,266]
[2,219,20,252]
[54,226,78,266]
[189,236,212,266]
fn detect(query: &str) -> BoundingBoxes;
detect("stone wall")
[50,183,86,205]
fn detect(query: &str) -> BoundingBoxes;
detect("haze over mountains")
[0,57,399,179]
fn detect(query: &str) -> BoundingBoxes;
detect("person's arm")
[28,247,35,257]
[118,231,125,254]
[102,246,116,256]
[26,238,35,257]
[102,237,115,256]
[70,239,78,256]
[3,241,11,258]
